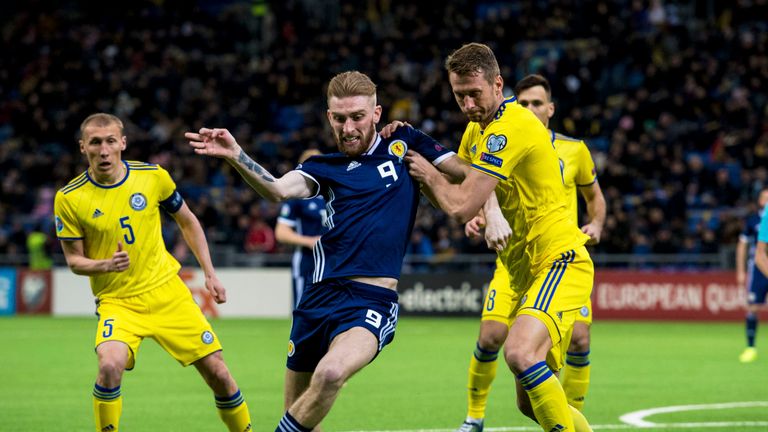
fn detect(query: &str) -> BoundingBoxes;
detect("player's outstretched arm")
[60,240,129,275]
[406,150,497,223]
[482,191,511,252]
[171,201,226,303]
[185,128,314,202]
[275,222,320,249]
[579,181,607,245]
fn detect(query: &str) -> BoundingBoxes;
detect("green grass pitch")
[1,317,766,431]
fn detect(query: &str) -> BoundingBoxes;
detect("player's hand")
[110,241,130,272]
[736,272,746,288]
[581,222,602,245]
[405,150,438,184]
[484,214,511,252]
[205,273,227,304]
[464,215,485,238]
[185,128,241,161]
[379,120,411,138]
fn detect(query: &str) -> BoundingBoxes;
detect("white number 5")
[365,309,383,328]
[377,161,398,184]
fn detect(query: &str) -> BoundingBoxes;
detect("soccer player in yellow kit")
[452,74,606,431]
[406,44,593,432]
[54,113,252,432]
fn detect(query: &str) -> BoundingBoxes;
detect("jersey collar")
[365,134,383,155]
[86,160,130,189]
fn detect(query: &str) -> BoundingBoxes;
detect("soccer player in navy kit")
[737,188,768,363]
[275,149,327,309]
[186,71,467,431]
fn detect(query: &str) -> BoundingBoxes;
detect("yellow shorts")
[483,246,593,371]
[481,262,517,327]
[95,276,222,369]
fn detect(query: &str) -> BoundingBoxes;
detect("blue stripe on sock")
[276,412,311,432]
[565,351,591,367]
[517,361,553,391]
[93,384,121,401]
[215,389,244,409]
[473,342,499,362]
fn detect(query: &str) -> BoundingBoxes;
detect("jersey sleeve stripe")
[277,217,297,226]
[432,152,457,166]
[57,236,84,240]
[576,179,597,187]
[470,164,507,180]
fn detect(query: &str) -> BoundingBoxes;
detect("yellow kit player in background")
[54,113,252,432]
[406,43,594,432]
[454,74,606,432]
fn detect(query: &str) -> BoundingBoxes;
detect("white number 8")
[377,161,398,184]
[365,309,383,328]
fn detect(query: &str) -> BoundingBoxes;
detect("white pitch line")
[339,422,768,432]
[619,401,768,427]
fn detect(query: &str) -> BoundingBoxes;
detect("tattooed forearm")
[238,151,275,182]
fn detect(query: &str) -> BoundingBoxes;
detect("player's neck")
[89,162,126,185]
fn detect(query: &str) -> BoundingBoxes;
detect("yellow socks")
[93,384,122,432]
[569,405,593,432]
[561,351,591,411]
[517,362,574,431]
[215,389,252,432]
[467,343,499,419]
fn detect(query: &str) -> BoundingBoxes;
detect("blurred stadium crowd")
[1,0,767,265]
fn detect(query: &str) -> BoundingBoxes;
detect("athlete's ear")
[79,139,85,154]
[373,105,382,124]
[548,101,555,120]
[121,136,127,151]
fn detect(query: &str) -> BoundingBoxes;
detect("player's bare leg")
[504,314,574,432]
[278,327,377,431]
[194,351,252,432]
[458,320,509,432]
[561,321,591,409]
[94,341,129,432]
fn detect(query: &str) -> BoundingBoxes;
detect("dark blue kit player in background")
[186,71,471,431]
[275,149,327,309]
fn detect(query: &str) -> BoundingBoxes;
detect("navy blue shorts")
[747,263,768,304]
[286,278,400,372]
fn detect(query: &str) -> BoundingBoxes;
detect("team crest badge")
[129,193,147,211]
[287,340,295,357]
[580,306,589,317]
[55,215,63,233]
[486,134,507,153]
[201,331,215,344]
[388,140,407,159]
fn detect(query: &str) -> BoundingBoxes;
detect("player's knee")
[478,328,507,351]
[569,329,590,352]
[503,345,537,374]
[98,358,125,384]
[312,364,346,392]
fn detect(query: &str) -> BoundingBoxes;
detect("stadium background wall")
[0,268,761,321]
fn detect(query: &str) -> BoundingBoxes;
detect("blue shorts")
[286,278,399,372]
[747,263,768,304]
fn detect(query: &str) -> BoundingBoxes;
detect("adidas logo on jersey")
[347,161,361,171]
[92,209,104,218]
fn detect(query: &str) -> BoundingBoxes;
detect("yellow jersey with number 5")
[462,96,590,274]
[54,161,183,298]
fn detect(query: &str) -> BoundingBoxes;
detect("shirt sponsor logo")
[347,161,361,171]
[480,152,503,167]
[92,209,104,219]
[130,193,147,211]
[486,134,507,153]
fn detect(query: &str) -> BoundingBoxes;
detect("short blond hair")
[445,42,500,85]
[327,71,377,103]
[80,113,124,138]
